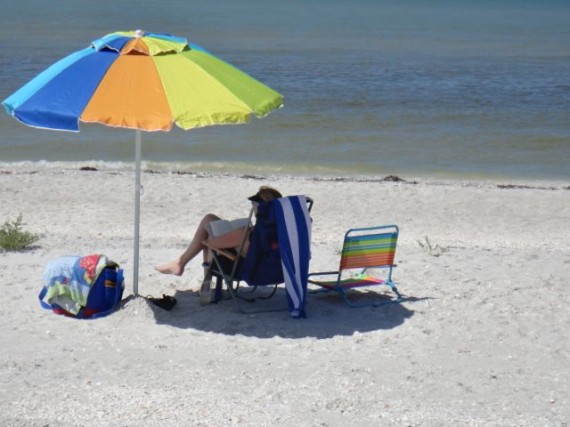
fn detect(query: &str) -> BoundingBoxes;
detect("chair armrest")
[307,271,339,283]
[202,240,238,261]
[308,271,340,278]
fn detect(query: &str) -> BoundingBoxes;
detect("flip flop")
[146,294,177,310]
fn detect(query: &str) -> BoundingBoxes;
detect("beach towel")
[274,196,312,318]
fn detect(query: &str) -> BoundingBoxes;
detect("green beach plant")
[417,236,449,257]
[0,214,42,251]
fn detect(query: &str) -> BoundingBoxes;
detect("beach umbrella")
[2,30,283,296]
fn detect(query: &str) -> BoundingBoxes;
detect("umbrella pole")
[133,129,141,296]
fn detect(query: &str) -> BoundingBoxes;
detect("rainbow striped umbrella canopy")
[2,30,283,131]
[2,30,283,296]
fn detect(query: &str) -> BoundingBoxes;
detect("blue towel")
[274,196,312,318]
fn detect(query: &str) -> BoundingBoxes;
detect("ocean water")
[1,0,569,181]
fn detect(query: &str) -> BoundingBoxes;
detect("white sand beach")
[0,162,568,426]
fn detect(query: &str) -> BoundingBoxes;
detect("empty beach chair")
[308,225,402,307]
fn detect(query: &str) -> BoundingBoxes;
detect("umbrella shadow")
[143,287,428,339]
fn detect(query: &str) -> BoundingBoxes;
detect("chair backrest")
[339,225,398,271]
[237,199,283,286]
[238,195,313,287]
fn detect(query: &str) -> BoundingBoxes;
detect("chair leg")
[199,268,213,306]
[391,283,403,301]
[212,276,224,303]
[338,281,402,308]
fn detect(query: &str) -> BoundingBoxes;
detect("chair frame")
[308,224,402,307]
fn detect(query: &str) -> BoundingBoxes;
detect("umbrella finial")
[134,29,145,38]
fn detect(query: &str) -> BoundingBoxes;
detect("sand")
[0,162,568,426]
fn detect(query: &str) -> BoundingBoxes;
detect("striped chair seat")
[310,273,386,290]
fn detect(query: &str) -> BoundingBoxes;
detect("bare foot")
[154,261,184,276]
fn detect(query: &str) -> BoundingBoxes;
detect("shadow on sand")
[137,287,427,339]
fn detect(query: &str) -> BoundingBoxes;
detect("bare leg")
[155,213,221,276]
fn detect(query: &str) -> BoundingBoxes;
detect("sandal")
[146,294,177,311]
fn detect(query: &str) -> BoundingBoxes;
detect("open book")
[208,218,250,238]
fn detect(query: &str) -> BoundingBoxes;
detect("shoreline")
[1,160,569,190]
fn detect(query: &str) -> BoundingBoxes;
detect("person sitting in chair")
[154,185,282,277]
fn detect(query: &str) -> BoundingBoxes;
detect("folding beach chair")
[202,195,313,318]
[308,225,402,307]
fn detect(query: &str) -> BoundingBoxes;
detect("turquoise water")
[1,0,569,180]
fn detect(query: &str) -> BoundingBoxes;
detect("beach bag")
[39,255,124,319]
